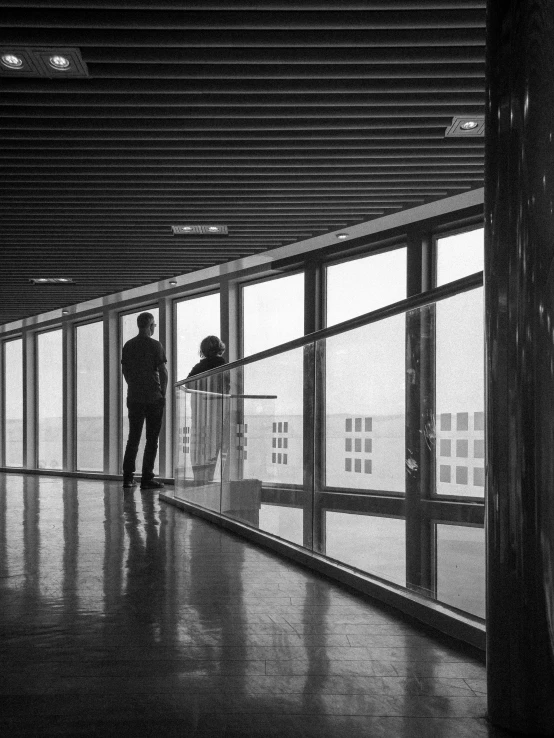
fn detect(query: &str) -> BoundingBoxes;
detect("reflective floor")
[0,474,509,737]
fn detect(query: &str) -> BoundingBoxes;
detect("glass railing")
[175,273,485,621]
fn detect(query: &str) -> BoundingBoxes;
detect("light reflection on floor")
[0,473,505,737]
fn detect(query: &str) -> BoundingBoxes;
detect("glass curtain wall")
[76,321,104,472]
[175,231,485,621]
[3,338,23,467]
[37,329,63,470]
[120,308,160,477]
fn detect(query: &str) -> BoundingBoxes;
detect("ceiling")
[0,1,486,326]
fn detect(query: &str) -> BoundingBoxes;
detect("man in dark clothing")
[121,312,168,490]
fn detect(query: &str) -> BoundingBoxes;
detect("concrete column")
[485,0,554,732]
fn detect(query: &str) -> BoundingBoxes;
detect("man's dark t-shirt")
[122,336,167,403]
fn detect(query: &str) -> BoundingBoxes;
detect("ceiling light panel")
[0,47,88,77]
[30,277,75,285]
[172,225,228,235]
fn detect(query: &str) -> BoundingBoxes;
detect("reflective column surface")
[0,474,506,737]
[485,0,554,733]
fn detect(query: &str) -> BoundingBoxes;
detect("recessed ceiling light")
[49,54,71,70]
[62,309,69,314]
[1,53,23,69]
[445,116,485,137]
[336,233,349,240]
[169,280,177,286]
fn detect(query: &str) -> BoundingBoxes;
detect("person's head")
[200,335,225,359]
[137,312,156,336]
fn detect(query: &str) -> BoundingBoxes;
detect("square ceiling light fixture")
[172,225,228,235]
[0,48,88,77]
[445,116,485,137]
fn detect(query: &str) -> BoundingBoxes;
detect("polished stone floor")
[0,474,510,737]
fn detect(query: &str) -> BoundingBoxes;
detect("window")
[175,292,220,380]
[242,273,304,356]
[326,247,407,327]
[436,227,484,286]
[76,322,104,472]
[37,329,63,470]
[3,339,23,467]
[435,288,484,498]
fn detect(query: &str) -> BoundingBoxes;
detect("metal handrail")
[175,270,483,387]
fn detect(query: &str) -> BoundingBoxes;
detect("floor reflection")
[0,473,505,737]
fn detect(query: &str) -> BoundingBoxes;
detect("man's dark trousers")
[122,398,165,483]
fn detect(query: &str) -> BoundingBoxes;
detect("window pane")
[121,308,160,477]
[175,292,220,380]
[4,339,23,467]
[436,524,485,618]
[436,228,484,286]
[76,322,104,472]
[324,314,406,493]
[37,330,63,470]
[326,248,407,327]
[435,288,484,498]
[258,505,304,546]
[242,273,304,356]
[324,512,405,586]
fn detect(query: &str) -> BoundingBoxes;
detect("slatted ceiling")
[0,1,486,325]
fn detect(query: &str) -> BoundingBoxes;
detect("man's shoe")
[123,479,137,489]
[140,479,164,490]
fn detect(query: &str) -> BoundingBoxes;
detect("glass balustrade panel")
[222,345,308,544]
[175,374,224,513]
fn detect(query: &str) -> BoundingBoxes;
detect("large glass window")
[175,292,220,380]
[4,339,23,467]
[326,247,407,327]
[435,287,484,498]
[121,308,161,477]
[242,273,304,356]
[325,513,406,586]
[323,314,406,493]
[76,321,104,472]
[436,227,484,286]
[37,329,63,470]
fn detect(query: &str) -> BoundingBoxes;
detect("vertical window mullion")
[405,228,436,596]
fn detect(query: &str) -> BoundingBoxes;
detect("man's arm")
[159,363,168,398]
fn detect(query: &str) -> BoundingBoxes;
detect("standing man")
[121,312,168,490]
